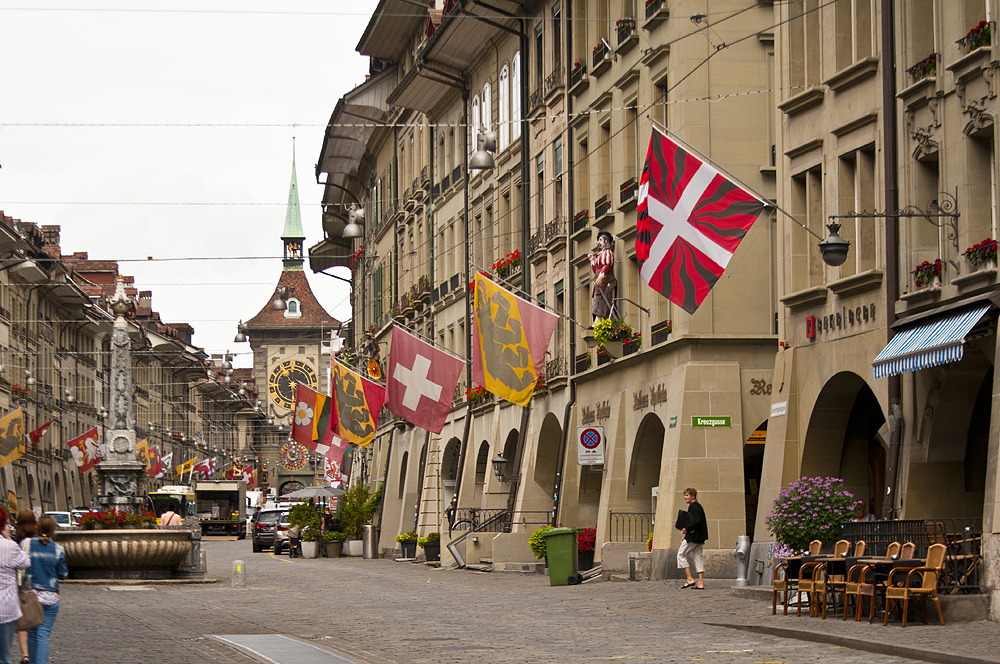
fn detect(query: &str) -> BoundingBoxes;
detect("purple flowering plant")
[765,476,857,553]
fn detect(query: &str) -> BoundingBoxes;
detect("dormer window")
[284,298,301,319]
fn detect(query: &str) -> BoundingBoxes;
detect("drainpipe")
[553,0,576,527]
[881,0,902,520]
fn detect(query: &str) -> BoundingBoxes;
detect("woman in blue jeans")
[21,516,67,664]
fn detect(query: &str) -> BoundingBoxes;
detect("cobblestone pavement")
[36,540,1000,664]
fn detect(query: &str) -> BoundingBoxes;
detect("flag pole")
[645,117,825,242]
[391,324,467,363]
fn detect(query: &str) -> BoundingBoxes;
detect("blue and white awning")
[872,303,992,379]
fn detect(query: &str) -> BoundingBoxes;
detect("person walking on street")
[21,516,67,664]
[13,510,37,664]
[0,510,31,664]
[677,488,708,589]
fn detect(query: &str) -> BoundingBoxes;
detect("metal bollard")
[362,524,377,559]
[232,560,246,588]
[731,535,751,586]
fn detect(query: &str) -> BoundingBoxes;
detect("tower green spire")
[281,139,305,270]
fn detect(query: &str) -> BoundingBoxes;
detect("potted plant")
[529,525,554,562]
[764,476,857,555]
[323,530,347,557]
[395,531,419,558]
[577,526,597,571]
[418,532,441,562]
[646,532,653,552]
[593,318,634,358]
[301,525,322,558]
[913,259,943,288]
[965,238,998,270]
[138,512,157,529]
[338,482,382,556]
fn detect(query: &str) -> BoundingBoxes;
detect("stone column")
[95,278,146,513]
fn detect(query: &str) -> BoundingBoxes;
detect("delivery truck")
[194,480,247,538]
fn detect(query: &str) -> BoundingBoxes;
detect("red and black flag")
[636,127,766,314]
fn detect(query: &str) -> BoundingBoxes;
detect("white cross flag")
[386,326,464,433]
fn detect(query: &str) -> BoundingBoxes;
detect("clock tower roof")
[246,268,339,330]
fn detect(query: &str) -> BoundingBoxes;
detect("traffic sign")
[577,426,605,465]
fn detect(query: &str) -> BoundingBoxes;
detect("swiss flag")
[387,326,464,433]
[636,127,766,314]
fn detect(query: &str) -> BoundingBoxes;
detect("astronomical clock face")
[268,359,318,410]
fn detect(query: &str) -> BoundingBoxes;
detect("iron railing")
[545,217,566,243]
[528,87,543,115]
[545,356,566,379]
[543,67,564,97]
[841,518,983,594]
[610,511,654,542]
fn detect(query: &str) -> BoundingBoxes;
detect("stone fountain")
[61,278,204,580]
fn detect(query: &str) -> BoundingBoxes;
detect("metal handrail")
[447,509,507,568]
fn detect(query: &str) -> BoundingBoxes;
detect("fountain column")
[95,277,146,512]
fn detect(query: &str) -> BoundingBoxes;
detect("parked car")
[47,512,71,528]
[251,509,285,553]
[70,509,93,526]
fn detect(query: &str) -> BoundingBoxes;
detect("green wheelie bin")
[543,527,583,586]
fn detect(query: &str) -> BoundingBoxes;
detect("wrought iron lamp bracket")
[827,189,961,262]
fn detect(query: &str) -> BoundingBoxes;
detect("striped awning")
[872,303,992,378]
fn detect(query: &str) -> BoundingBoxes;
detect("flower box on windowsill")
[592,41,612,77]
[643,0,668,26]
[619,177,638,211]
[594,195,613,225]
[569,62,589,95]
[571,210,590,235]
[616,19,637,52]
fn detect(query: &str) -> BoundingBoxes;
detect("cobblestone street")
[32,540,998,664]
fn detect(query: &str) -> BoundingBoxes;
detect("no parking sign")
[577,426,605,466]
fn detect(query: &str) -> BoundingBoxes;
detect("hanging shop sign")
[577,426,605,466]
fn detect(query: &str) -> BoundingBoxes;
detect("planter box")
[325,540,343,558]
[302,541,321,559]
[400,540,417,558]
[579,549,595,571]
[603,340,624,358]
[422,542,441,561]
[345,539,364,557]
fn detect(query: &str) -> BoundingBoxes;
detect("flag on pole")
[147,445,162,478]
[0,409,25,469]
[290,383,333,448]
[28,417,58,447]
[636,126,767,314]
[192,457,215,480]
[244,465,256,489]
[136,439,151,470]
[472,273,558,406]
[332,360,385,448]
[176,458,194,479]
[386,326,464,434]
[159,452,173,479]
[67,426,101,473]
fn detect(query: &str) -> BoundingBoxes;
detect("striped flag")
[636,127,766,313]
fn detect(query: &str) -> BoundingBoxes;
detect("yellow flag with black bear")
[0,409,24,469]
[472,274,558,406]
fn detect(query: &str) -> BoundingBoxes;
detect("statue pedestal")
[95,460,147,513]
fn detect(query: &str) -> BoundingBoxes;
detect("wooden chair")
[885,542,900,558]
[852,542,897,621]
[900,541,916,558]
[795,541,825,617]
[815,540,852,618]
[884,543,946,627]
[772,560,796,615]
[852,540,866,557]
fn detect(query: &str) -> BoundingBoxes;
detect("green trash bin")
[543,527,582,586]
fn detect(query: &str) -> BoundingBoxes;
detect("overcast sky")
[0,0,380,367]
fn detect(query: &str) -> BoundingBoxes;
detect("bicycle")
[449,507,479,535]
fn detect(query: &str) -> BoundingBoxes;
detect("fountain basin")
[58,528,195,579]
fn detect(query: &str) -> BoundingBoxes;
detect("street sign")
[691,416,731,428]
[577,426,605,466]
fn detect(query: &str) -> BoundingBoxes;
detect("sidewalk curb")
[707,622,1000,664]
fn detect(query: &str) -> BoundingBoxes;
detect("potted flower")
[529,524,554,561]
[764,476,857,554]
[593,318,634,358]
[418,532,441,562]
[646,532,653,552]
[139,512,158,529]
[302,525,322,558]
[913,259,943,288]
[323,530,347,558]
[577,526,597,571]
[395,531,419,558]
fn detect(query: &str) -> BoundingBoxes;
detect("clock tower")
[244,143,340,496]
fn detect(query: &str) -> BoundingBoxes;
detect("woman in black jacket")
[678,488,708,589]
